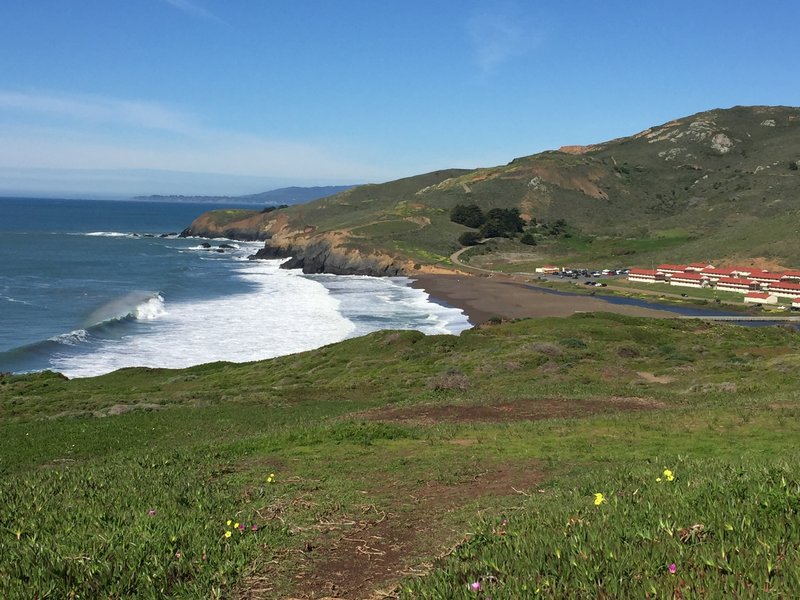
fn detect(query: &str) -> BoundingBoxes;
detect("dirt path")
[287,462,543,599]
[238,396,666,599]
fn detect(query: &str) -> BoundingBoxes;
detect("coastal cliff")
[182,208,413,276]
[250,238,407,276]
[179,209,273,241]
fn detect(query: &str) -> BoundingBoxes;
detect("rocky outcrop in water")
[249,240,407,277]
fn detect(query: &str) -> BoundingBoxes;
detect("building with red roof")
[701,267,737,281]
[729,266,757,277]
[748,272,785,287]
[685,262,714,272]
[767,281,800,299]
[715,277,761,293]
[628,268,665,283]
[781,270,800,282]
[656,264,688,276]
[669,272,708,288]
[744,291,777,305]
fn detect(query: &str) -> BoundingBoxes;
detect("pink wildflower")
[251,524,258,531]
[147,509,156,517]
[470,581,481,591]
[238,523,245,531]
[669,563,677,574]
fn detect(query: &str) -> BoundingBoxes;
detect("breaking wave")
[83,293,167,328]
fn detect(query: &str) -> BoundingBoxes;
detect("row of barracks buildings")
[628,263,800,308]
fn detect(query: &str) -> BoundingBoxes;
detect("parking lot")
[538,267,629,287]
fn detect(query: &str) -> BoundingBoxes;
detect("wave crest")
[49,329,89,345]
[133,295,167,321]
[84,231,138,238]
[84,292,166,328]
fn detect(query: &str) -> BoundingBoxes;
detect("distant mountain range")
[133,185,356,205]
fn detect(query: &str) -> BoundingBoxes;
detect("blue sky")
[1,0,798,197]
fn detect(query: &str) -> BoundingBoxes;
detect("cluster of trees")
[451,204,571,247]
[451,204,526,245]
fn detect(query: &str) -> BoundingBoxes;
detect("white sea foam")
[84,231,138,238]
[52,260,356,377]
[311,274,471,337]
[132,295,167,321]
[50,329,89,345]
[50,250,470,378]
[84,292,167,327]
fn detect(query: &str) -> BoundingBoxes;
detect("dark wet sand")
[410,273,676,325]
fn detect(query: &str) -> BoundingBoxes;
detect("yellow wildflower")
[663,469,675,482]
[234,522,239,530]
[593,492,606,506]
[226,519,232,526]
[224,531,232,539]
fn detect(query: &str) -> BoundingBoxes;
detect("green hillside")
[226,105,800,270]
[2,315,799,597]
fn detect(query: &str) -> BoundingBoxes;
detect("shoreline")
[409,272,679,325]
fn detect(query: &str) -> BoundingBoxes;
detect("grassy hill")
[187,105,800,271]
[2,314,799,597]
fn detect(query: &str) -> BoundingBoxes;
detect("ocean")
[0,197,470,378]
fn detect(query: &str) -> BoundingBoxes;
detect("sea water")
[0,197,470,377]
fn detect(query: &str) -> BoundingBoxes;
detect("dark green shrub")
[450,204,485,228]
[479,219,508,238]
[486,207,525,233]
[458,231,482,246]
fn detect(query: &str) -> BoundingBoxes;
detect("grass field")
[2,314,799,597]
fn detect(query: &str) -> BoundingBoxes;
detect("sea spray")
[83,292,167,328]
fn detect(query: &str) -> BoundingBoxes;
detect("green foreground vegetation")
[2,314,799,597]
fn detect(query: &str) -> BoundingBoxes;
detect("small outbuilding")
[744,292,778,305]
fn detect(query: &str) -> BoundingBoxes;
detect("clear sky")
[1,0,798,198]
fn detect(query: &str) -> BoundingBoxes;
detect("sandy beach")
[410,273,677,325]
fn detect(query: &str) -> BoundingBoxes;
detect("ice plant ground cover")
[401,460,800,597]
[1,313,799,597]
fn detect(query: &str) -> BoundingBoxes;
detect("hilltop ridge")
[182,106,800,274]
